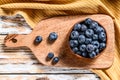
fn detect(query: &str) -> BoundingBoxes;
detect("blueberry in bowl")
[69,18,107,58]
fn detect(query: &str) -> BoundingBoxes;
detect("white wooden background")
[0,14,100,80]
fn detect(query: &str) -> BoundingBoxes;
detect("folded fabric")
[0,0,120,80]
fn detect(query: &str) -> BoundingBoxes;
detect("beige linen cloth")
[0,0,120,80]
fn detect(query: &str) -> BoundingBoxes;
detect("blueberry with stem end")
[74,23,81,31]
[92,34,98,40]
[70,31,79,40]
[34,36,42,44]
[79,44,86,52]
[86,44,95,52]
[52,57,59,64]
[48,32,58,41]
[84,18,93,25]
[47,52,54,59]
[99,43,106,51]
[92,41,100,49]
[85,29,94,38]
[99,32,106,42]
[89,51,96,58]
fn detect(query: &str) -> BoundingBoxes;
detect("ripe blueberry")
[72,47,79,53]
[89,51,96,58]
[49,32,58,41]
[52,57,59,63]
[85,29,94,38]
[78,35,86,44]
[70,31,79,39]
[92,41,100,49]
[69,40,79,47]
[34,36,42,44]
[84,18,93,25]
[92,34,98,40]
[81,24,87,31]
[85,38,92,44]
[99,43,106,51]
[81,52,87,57]
[86,44,95,52]
[79,44,86,52]
[99,32,106,41]
[89,21,98,29]
[74,23,81,31]
[47,52,54,59]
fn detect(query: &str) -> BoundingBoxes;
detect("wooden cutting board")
[4,14,115,69]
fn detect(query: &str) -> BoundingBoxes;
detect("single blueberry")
[78,35,86,44]
[70,31,79,39]
[89,21,98,29]
[76,51,82,55]
[79,44,86,52]
[49,32,58,41]
[84,18,93,25]
[94,26,105,34]
[99,43,106,51]
[89,51,96,58]
[95,49,99,55]
[81,24,87,31]
[52,57,59,63]
[86,44,95,52]
[85,29,94,38]
[92,34,98,40]
[85,38,92,44]
[99,32,106,42]
[91,41,100,49]
[81,52,88,57]
[72,47,79,53]
[35,36,42,44]
[74,23,81,31]
[47,52,54,59]
[69,40,79,48]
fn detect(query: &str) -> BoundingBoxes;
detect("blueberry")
[52,57,59,63]
[76,51,81,55]
[86,44,95,52]
[84,18,93,25]
[85,29,94,38]
[99,32,106,42]
[72,47,79,53]
[92,34,98,40]
[92,41,99,49]
[81,24,87,31]
[74,23,81,31]
[94,26,105,34]
[89,51,96,58]
[95,49,99,55]
[81,52,88,57]
[99,43,106,51]
[78,35,86,44]
[85,38,92,44]
[70,31,79,39]
[69,40,79,47]
[35,36,42,44]
[49,32,58,41]
[79,44,86,52]
[89,21,98,29]
[47,52,54,59]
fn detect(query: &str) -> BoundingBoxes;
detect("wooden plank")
[0,74,100,80]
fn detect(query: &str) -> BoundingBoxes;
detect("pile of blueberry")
[69,18,106,58]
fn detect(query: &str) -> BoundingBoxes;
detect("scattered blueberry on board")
[48,32,58,41]
[34,36,42,44]
[69,18,107,58]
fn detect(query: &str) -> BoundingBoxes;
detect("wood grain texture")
[4,14,114,69]
[0,15,100,80]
